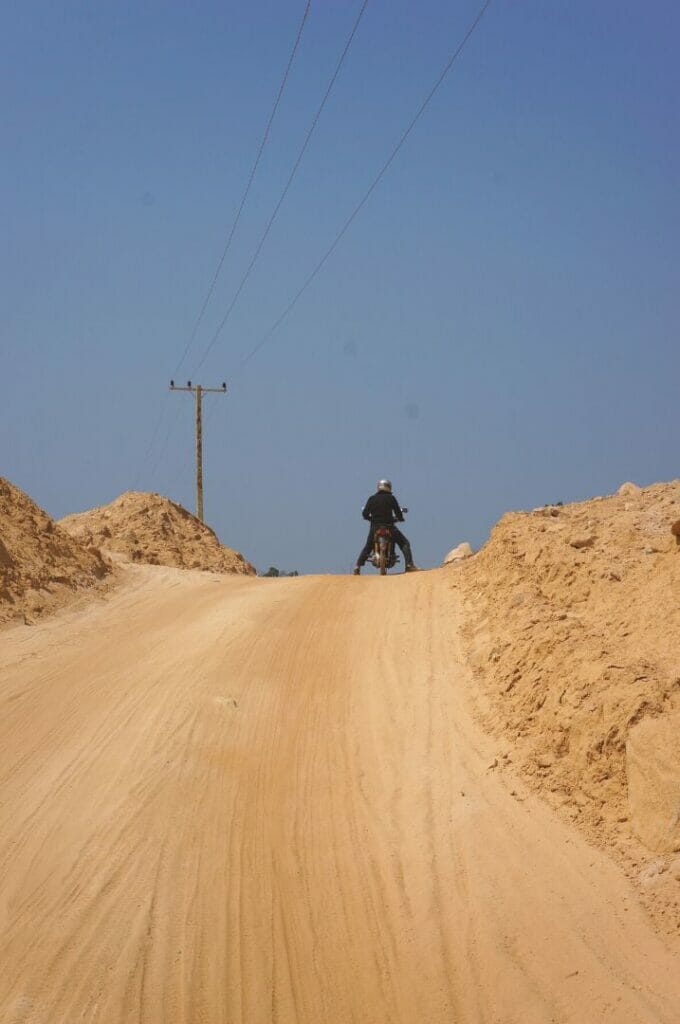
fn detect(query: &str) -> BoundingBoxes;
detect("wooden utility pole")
[169,380,227,522]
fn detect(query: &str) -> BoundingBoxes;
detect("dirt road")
[1,568,678,1023]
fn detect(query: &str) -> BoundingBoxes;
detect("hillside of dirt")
[59,490,255,575]
[0,476,111,625]
[453,479,680,931]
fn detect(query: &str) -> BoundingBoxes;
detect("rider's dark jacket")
[362,491,403,526]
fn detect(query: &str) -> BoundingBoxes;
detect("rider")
[353,480,418,574]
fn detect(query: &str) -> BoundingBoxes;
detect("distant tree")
[287,570,299,577]
[262,567,280,577]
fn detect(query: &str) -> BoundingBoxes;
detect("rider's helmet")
[377,479,392,493]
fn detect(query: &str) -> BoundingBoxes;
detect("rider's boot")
[402,542,418,572]
[352,566,361,576]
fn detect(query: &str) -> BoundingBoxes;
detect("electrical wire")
[146,401,185,488]
[233,0,492,377]
[194,0,370,374]
[137,0,490,499]
[134,2,311,488]
[132,399,171,490]
[173,0,312,377]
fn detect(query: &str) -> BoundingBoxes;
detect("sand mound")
[59,491,255,575]
[454,480,680,929]
[0,477,111,625]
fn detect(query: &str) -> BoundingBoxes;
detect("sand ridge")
[0,476,111,625]
[59,490,255,576]
[453,479,680,931]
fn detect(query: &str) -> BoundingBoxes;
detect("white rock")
[618,482,641,496]
[443,542,474,565]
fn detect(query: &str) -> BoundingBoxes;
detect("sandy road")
[0,567,679,1024]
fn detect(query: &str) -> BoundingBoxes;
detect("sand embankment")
[0,476,111,625]
[59,490,255,575]
[452,479,680,930]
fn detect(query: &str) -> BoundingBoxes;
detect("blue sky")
[2,1,678,572]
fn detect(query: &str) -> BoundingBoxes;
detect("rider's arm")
[362,497,372,521]
[392,495,404,521]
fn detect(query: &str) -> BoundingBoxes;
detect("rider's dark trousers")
[357,524,414,567]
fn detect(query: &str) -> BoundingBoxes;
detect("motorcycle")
[370,509,408,576]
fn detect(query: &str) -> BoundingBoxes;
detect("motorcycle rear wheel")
[379,541,387,575]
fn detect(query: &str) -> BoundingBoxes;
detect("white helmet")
[377,479,392,493]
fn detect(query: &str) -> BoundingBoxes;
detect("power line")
[194,0,370,374]
[234,0,492,377]
[135,3,312,489]
[173,0,312,377]
[132,398,171,490]
[146,401,184,488]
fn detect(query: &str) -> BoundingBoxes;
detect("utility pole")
[169,380,227,522]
